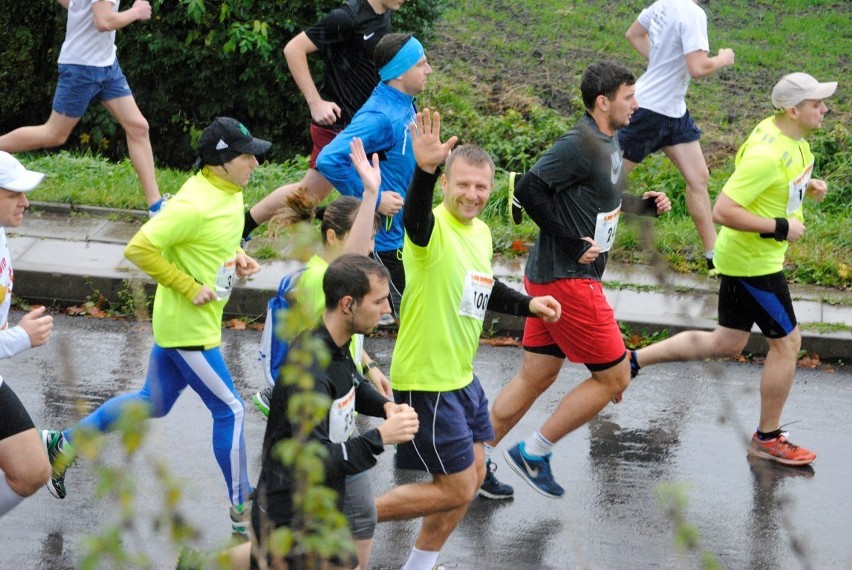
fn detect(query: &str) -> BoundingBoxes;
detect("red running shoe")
[748,432,816,466]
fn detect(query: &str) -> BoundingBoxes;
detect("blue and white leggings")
[65,344,252,506]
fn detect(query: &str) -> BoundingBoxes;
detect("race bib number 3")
[215,257,237,299]
[594,205,621,253]
[459,271,493,321]
[329,385,357,443]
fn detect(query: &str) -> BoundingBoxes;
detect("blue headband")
[378,37,425,81]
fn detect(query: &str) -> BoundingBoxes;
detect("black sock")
[243,210,259,240]
[756,428,783,441]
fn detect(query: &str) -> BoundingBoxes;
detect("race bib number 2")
[459,271,493,321]
[593,205,621,253]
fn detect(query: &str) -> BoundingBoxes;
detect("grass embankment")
[17,0,852,288]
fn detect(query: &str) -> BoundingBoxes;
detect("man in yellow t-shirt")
[375,110,561,570]
[632,72,837,467]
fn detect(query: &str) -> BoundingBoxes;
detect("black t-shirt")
[524,114,626,282]
[304,0,393,126]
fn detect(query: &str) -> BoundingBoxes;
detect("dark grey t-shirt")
[525,114,626,283]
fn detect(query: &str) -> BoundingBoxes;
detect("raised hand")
[408,108,458,174]
[349,137,381,197]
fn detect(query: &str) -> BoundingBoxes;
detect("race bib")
[328,385,356,443]
[593,205,621,253]
[787,162,813,214]
[215,256,237,299]
[459,271,493,321]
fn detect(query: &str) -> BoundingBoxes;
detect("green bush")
[0,0,447,168]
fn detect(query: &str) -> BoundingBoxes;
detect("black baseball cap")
[197,117,272,166]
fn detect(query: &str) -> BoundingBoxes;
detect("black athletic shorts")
[718,272,797,339]
[0,381,36,441]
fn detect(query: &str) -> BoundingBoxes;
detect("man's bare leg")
[634,326,749,369]
[488,351,563,446]
[663,141,716,254]
[758,327,801,432]
[0,111,79,153]
[538,359,631,443]
[378,445,485,569]
[102,96,160,206]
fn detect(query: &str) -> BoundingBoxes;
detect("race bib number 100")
[458,271,493,321]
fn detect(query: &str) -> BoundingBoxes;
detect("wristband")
[365,361,380,370]
[759,217,788,241]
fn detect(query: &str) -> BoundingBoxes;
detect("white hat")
[0,152,45,192]
[771,72,837,110]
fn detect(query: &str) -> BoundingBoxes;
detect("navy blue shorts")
[618,107,702,163]
[53,60,133,118]
[394,376,494,475]
[718,272,797,339]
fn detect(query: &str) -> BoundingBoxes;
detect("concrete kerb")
[12,203,852,360]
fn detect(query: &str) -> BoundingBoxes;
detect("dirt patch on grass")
[431,0,850,167]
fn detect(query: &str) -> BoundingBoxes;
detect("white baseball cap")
[0,151,45,192]
[771,72,837,110]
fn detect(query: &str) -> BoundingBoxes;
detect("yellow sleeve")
[124,231,203,300]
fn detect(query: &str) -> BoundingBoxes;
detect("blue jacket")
[317,82,416,253]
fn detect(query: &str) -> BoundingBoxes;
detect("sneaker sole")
[747,446,816,467]
[251,394,270,418]
[477,487,514,500]
[503,449,564,499]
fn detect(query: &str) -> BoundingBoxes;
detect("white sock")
[402,547,439,570]
[0,473,26,517]
[705,250,714,260]
[483,443,494,459]
[523,430,554,457]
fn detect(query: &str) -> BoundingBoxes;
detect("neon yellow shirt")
[391,204,494,392]
[127,169,243,348]
[715,116,813,277]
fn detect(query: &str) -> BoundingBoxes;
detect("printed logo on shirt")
[610,150,623,184]
[363,32,375,40]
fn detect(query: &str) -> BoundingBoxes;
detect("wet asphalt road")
[1,313,850,569]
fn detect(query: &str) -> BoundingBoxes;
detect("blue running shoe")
[504,442,564,498]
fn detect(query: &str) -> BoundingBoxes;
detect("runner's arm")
[124,231,203,300]
[515,171,590,260]
[354,375,392,418]
[685,48,735,79]
[316,111,391,199]
[0,326,32,359]
[487,279,535,318]
[621,192,659,216]
[625,20,650,59]
[283,32,342,125]
[92,0,151,33]
[402,166,438,247]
